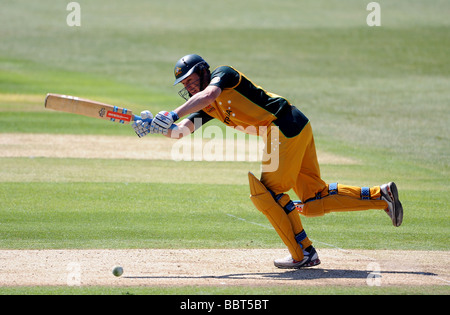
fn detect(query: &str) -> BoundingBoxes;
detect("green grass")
[0,0,448,294]
[1,2,449,170]
[1,156,448,251]
[1,285,449,295]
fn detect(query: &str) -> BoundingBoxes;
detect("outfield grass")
[1,153,448,251]
[0,0,449,294]
[1,285,449,296]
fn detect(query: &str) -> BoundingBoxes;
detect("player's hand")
[132,110,153,138]
[150,111,179,135]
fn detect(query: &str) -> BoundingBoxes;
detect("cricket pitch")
[0,249,448,287]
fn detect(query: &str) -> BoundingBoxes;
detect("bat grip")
[132,115,176,130]
[133,115,177,134]
[132,115,152,123]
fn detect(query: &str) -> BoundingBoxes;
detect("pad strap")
[283,200,296,215]
[328,182,338,195]
[361,187,370,200]
[295,230,307,249]
[269,191,297,215]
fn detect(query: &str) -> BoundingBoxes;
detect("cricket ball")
[112,266,123,277]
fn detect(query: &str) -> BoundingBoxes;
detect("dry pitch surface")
[0,133,358,164]
[0,248,449,287]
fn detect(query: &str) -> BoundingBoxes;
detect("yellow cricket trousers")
[260,122,388,218]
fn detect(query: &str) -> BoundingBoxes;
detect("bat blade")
[44,93,138,124]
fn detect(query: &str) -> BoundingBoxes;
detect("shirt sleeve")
[209,66,241,90]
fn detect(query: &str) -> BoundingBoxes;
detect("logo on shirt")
[204,105,216,113]
[224,109,233,125]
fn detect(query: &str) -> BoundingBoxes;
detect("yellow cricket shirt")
[187,66,309,137]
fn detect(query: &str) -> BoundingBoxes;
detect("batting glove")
[150,111,179,135]
[132,110,153,138]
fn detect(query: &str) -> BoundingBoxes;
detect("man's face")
[181,73,201,96]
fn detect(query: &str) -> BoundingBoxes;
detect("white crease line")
[226,214,273,230]
[434,276,450,285]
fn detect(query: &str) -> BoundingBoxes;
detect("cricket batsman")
[133,54,404,269]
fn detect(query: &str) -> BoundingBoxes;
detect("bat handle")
[132,115,176,130]
[132,115,152,123]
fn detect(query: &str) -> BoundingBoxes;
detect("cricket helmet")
[173,54,210,86]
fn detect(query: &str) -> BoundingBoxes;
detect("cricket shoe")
[380,182,403,227]
[274,246,321,269]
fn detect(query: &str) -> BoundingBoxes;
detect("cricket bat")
[44,93,151,124]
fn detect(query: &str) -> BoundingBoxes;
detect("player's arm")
[165,107,216,139]
[150,85,221,137]
[172,85,221,119]
[164,118,195,140]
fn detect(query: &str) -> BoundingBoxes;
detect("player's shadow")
[219,268,371,281]
[235,269,434,281]
[124,268,436,281]
[210,268,437,281]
